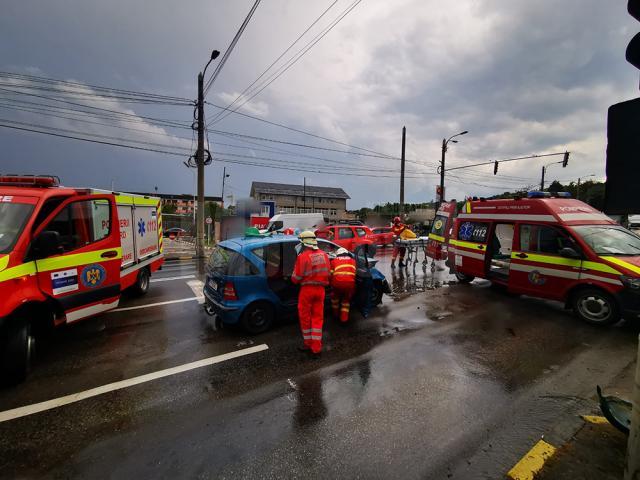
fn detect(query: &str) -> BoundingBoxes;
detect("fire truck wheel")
[572,288,620,326]
[1,319,33,385]
[454,271,475,284]
[133,268,150,296]
[241,302,274,335]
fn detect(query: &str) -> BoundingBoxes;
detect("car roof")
[220,234,299,250]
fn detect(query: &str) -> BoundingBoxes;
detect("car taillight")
[223,281,238,301]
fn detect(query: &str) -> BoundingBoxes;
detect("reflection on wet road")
[0,253,637,479]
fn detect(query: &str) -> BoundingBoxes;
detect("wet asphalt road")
[0,248,638,479]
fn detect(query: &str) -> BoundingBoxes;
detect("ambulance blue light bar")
[554,192,572,198]
[527,191,550,198]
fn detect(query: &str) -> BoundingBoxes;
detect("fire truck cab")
[447,192,640,326]
[0,175,164,383]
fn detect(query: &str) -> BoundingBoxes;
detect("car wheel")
[454,271,475,284]
[572,288,620,326]
[370,285,384,306]
[241,302,274,335]
[132,267,150,296]
[1,319,33,385]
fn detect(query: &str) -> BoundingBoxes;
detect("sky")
[0,0,638,210]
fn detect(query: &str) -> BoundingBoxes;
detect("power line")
[207,0,338,124]
[0,71,191,103]
[203,0,262,96]
[445,152,569,172]
[208,0,363,126]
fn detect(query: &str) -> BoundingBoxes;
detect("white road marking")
[187,279,206,304]
[150,274,195,283]
[0,344,269,424]
[287,378,297,390]
[111,297,199,312]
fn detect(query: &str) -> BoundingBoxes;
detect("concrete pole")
[625,334,640,480]
[438,138,446,210]
[196,71,205,258]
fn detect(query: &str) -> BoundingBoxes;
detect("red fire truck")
[0,175,164,383]
[447,192,640,326]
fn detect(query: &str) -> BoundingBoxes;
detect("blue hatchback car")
[203,235,390,334]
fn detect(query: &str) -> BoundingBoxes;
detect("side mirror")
[32,231,63,259]
[559,247,581,259]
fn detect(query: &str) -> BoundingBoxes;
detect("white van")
[265,213,326,233]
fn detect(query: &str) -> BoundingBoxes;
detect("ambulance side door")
[509,223,582,300]
[31,195,122,321]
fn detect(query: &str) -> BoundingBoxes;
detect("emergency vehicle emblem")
[528,270,546,286]
[434,219,443,231]
[81,264,106,288]
[459,222,474,241]
[138,219,146,237]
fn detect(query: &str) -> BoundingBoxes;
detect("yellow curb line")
[507,439,557,480]
[581,415,609,425]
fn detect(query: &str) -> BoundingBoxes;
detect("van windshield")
[0,203,34,254]
[571,225,640,256]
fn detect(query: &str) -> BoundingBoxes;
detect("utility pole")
[196,71,206,258]
[439,138,446,209]
[400,126,406,215]
[540,165,546,191]
[195,50,220,258]
[304,177,306,211]
[221,166,227,212]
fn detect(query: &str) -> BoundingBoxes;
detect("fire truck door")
[33,195,122,322]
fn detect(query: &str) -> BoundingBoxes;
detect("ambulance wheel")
[133,267,150,296]
[1,319,33,385]
[454,271,475,284]
[241,302,274,335]
[572,288,620,326]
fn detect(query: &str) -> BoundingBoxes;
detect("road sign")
[206,216,213,224]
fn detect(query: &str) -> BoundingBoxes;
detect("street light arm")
[445,130,469,146]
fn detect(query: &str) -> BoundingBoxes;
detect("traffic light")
[562,151,569,168]
[628,0,640,71]
[493,161,498,175]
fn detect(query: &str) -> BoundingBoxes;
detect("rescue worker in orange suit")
[330,247,357,323]
[391,216,407,268]
[291,230,331,358]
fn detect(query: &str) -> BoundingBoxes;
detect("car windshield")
[207,245,258,275]
[0,202,34,254]
[571,225,640,256]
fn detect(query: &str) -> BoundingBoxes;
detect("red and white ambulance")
[427,200,458,261]
[447,192,640,326]
[0,175,164,383]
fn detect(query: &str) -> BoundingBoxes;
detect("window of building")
[330,209,337,216]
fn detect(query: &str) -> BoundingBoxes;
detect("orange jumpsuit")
[392,223,407,262]
[292,247,330,353]
[330,255,357,322]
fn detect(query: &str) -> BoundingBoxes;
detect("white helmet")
[298,230,318,249]
[336,247,350,256]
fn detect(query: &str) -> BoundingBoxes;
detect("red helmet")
[393,216,402,224]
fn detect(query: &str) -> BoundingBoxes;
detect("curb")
[506,414,610,480]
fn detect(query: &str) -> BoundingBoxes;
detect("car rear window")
[208,246,258,276]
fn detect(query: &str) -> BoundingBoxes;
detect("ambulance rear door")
[450,218,490,278]
[116,202,135,269]
[133,198,160,261]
